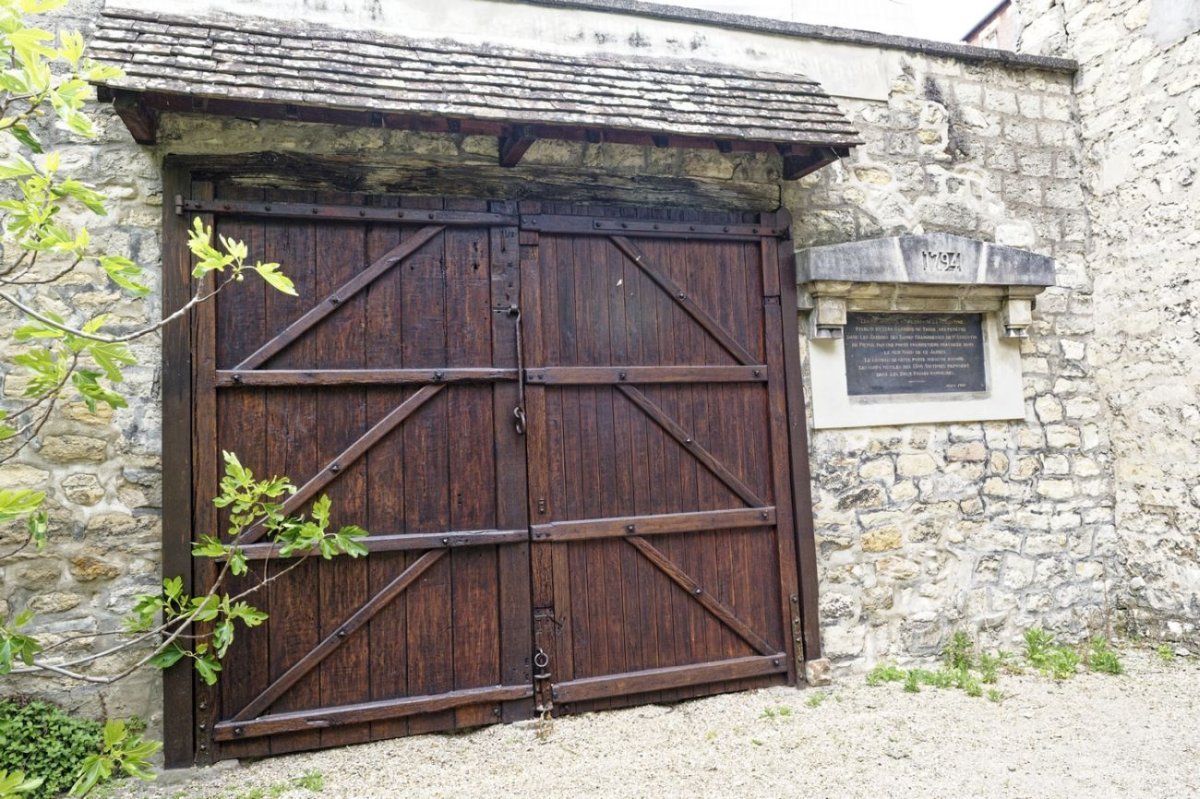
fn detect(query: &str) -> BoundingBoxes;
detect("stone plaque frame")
[795,233,1053,430]
[809,311,1023,429]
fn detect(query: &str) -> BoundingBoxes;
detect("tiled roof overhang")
[90,8,862,178]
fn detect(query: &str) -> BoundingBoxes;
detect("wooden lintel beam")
[498,125,537,168]
[110,90,158,145]
[781,146,847,180]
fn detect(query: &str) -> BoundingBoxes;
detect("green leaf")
[191,535,228,559]
[193,653,222,685]
[253,262,296,295]
[0,154,36,178]
[8,123,41,154]
[100,254,148,295]
[69,754,111,797]
[0,489,45,523]
[101,719,126,750]
[59,29,84,65]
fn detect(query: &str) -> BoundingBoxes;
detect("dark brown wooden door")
[182,189,814,762]
[519,203,804,713]
[191,188,532,760]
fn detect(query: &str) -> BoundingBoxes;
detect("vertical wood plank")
[362,194,409,742]
[312,192,371,749]
[776,221,823,664]
[492,201,532,722]
[213,184,271,761]
[189,179,220,764]
[263,189,322,755]
[445,198,500,729]
[401,194,454,735]
[160,164,194,767]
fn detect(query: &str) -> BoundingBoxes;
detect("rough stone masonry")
[1014,0,1200,646]
[1,0,1174,738]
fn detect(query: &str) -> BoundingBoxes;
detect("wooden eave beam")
[778,145,849,180]
[95,88,859,165]
[498,124,537,168]
[107,89,159,145]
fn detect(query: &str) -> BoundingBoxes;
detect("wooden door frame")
[160,162,197,767]
[159,160,822,767]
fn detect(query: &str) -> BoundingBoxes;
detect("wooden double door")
[175,185,818,762]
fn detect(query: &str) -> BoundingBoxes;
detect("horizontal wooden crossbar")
[524,365,767,385]
[551,654,786,704]
[521,214,784,239]
[179,197,517,226]
[238,528,529,560]
[531,507,775,543]
[215,683,533,740]
[216,368,517,387]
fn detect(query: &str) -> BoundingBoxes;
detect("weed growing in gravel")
[986,689,1004,703]
[1087,638,1124,675]
[292,771,323,792]
[944,631,975,671]
[1024,628,1122,679]
[759,705,793,720]
[1156,644,1176,663]
[866,664,905,686]
[805,692,827,708]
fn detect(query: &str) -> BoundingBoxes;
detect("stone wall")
[0,2,1111,736]
[1015,0,1200,644]
[0,0,165,725]
[787,55,1119,666]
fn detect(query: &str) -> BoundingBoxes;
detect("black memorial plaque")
[844,313,987,396]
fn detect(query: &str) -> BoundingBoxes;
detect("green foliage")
[865,663,905,686]
[977,653,1000,684]
[804,691,827,708]
[760,704,792,720]
[1023,627,1055,666]
[902,670,920,693]
[986,689,1004,704]
[188,218,295,295]
[943,631,975,671]
[1156,644,1175,662]
[1087,638,1123,675]
[126,452,367,686]
[0,699,100,799]
[292,770,324,792]
[69,719,160,796]
[0,770,43,799]
[0,609,41,674]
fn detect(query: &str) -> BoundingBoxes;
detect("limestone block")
[862,527,903,552]
[0,464,50,488]
[28,592,82,614]
[62,473,105,505]
[947,441,987,462]
[896,453,937,478]
[38,435,108,463]
[858,457,896,483]
[69,554,121,583]
[875,557,921,582]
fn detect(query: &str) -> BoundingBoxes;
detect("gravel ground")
[135,647,1200,799]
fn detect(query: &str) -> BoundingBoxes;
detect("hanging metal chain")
[509,304,527,435]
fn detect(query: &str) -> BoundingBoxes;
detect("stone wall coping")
[518,0,1079,73]
[796,233,1057,288]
